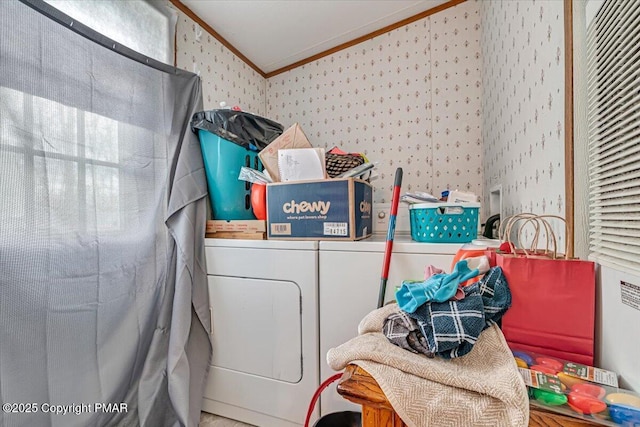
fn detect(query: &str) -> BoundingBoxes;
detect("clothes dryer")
[203,238,319,427]
[318,206,462,416]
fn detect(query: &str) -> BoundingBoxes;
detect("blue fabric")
[395,259,482,313]
[477,267,512,325]
[403,267,512,359]
[410,288,485,358]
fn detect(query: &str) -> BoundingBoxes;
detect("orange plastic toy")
[250,183,267,220]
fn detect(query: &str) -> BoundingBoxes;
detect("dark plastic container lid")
[191,109,283,152]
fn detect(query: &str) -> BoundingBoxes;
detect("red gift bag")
[484,248,498,267]
[496,215,596,365]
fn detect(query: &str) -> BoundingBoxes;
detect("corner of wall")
[480,0,567,249]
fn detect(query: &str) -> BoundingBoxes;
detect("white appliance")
[203,238,319,427]
[317,203,462,416]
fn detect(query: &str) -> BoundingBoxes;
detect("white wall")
[596,265,640,391]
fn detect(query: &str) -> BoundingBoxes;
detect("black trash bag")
[190,109,283,152]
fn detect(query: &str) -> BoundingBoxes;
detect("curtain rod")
[18,0,194,78]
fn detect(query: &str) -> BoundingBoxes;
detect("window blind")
[587,0,640,273]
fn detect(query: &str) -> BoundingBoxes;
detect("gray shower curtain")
[0,1,211,426]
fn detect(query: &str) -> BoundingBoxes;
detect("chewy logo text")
[359,201,371,215]
[283,200,331,215]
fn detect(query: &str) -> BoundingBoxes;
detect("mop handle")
[377,168,403,308]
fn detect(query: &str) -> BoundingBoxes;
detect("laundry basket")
[409,203,480,243]
[196,129,261,220]
[190,109,283,220]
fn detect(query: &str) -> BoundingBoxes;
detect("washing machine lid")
[318,233,463,254]
[205,237,318,250]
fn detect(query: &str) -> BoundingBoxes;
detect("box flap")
[258,123,312,182]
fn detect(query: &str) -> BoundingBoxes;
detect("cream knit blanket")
[327,303,529,427]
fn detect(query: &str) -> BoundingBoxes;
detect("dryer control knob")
[378,211,386,219]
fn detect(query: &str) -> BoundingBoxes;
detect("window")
[0,1,176,240]
[587,0,640,273]
[43,0,175,65]
[0,86,159,237]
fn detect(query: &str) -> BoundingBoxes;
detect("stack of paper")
[401,192,440,204]
[277,147,327,182]
[258,123,313,182]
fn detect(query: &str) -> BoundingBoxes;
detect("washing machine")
[203,238,319,427]
[318,204,463,416]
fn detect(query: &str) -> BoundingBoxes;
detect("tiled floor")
[199,412,255,427]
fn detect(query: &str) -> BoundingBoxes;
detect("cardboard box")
[258,123,312,182]
[266,178,373,240]
[205,232,266,240]
[206,220,266,234]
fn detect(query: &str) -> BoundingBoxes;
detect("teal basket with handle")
[198,129,261,220]
[409,203,480,243]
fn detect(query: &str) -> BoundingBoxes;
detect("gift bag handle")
[516,216,558,259]
[500,213,543,253]
[501,214,569,260]
[502,214,553,257]
[533,214,570,260]
[499,213,537,244]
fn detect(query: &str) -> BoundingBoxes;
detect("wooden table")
[336,364,602,427]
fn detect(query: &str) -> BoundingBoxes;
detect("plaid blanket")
[478,267,512,324]
[382,310,434,356]
[384,267,511,358]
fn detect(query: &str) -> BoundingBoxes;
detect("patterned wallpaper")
[172,6,266,115]
[265,1,482,205]
[173,0,482,208]
[174,0,565,232]
[480,0,566,246]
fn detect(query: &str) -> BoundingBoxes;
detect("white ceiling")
[180,0,450,74]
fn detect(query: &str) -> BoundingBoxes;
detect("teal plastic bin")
[191,109,283,221]
[198,130,261,220]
